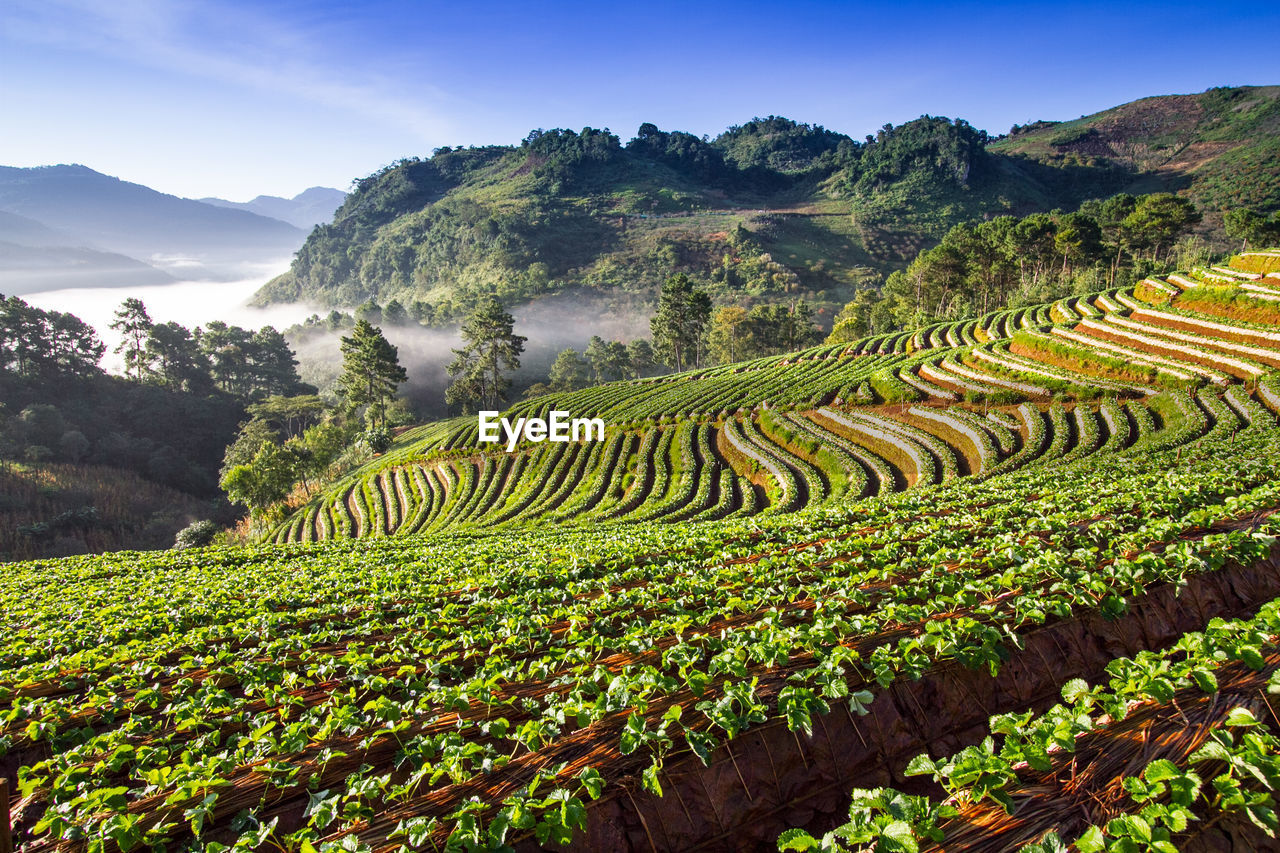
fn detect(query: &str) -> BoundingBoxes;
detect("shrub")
[359,427,393,454]
[173,520,220,550]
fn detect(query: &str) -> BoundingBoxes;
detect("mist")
[26,272,321,373]
[293,289,658,418]
[27,272,658,417]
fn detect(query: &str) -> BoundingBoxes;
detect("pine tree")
[446,299,527,412]
[110,298,152,381]
[337,320,408,428]
[650,274,711,372]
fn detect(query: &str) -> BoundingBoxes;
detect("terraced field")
[273,253,1280,546]
[3,253,1280,853]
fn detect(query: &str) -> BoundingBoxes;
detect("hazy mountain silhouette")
[0,165,305,278]
[200,186,346,230]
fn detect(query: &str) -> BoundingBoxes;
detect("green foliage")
[8,417,1280,851]
[219,440,302,513]
[338,320,408,427]
[713,115,850,174]
[110,297,151,381]
[358,426,393,454]
[848,115,990,194]
[172,519,220,550]
[0,296,103,380]
[834,194,1200,338]
[262,95,1261,322]
[651,273,712,371]
[445,298,526,412]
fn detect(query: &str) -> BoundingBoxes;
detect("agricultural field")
[271,252,1280,547]
[3,253,1280,852]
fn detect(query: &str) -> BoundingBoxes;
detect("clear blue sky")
[2,0,1277,201]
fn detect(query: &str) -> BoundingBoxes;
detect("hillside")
[255,87,1279,325]
[0,209,178,293]
[253,117,1107,322]
[269,253,1280,544]
[0,461,212,560]
[0,164,306,276]
[5,253,1280,852]
[992,85,1280,222]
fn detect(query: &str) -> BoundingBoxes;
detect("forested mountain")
[255,87,1280,325]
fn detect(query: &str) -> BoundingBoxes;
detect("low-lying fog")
[26,270,317,373]
[26,269,657,417]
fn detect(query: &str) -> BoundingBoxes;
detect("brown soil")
[542,549,1280,852]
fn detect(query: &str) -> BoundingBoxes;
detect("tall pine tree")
[650,273,711,372]
[337,320,407,428]
[446,298,527,412]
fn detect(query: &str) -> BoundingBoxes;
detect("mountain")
[0,209,176,294]
[199,186,346,230]
[991,85,1280,222]
[254,86,1279,324]
[253,116,1081,321]
[0,240,176,295]
[0,165,306,277]
[0,209,78,247]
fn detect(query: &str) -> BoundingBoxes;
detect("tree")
[247,327,308,397]
[382,299,409,326]
[220,441,299,514]
[59,430,90,463]
[300,421,348,480]
[45,312,106,377]
[247,395,327,439]
[409,300,435,326]
[650,274,712,372]
[173,520,219,550]
[584,336,610,384]
[0,297,104,378]
[221,418,280,476]
[548,348,589,392]
[144,322,212,392]
[110,299,153,381]
[446,298,527,412]
[355,300,383,325]
[1225,208,1280,251]
[337,320,408,428]
[1122,194,1200,263]
[584,337,631,383]
[198,322,307,398]
[627,339,657,378]
[708,306,750,365]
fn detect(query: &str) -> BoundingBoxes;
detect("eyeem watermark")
[478,411,605,452]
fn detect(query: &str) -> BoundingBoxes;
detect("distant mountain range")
[0,165,344,293]
[199,187,346,230]
[254,85,1280,325]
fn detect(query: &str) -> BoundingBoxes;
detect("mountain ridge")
[254,86,1279,324]
[199,186,346,230]
[0,164,306,279]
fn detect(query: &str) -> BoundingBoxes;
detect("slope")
[252,117,1112,322]
[4,342,1279,853]
[270,252,1280,547]
[991,85,1280,216]
[0,165,305,274]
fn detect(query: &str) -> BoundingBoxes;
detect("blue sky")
[2,0,1278,201]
